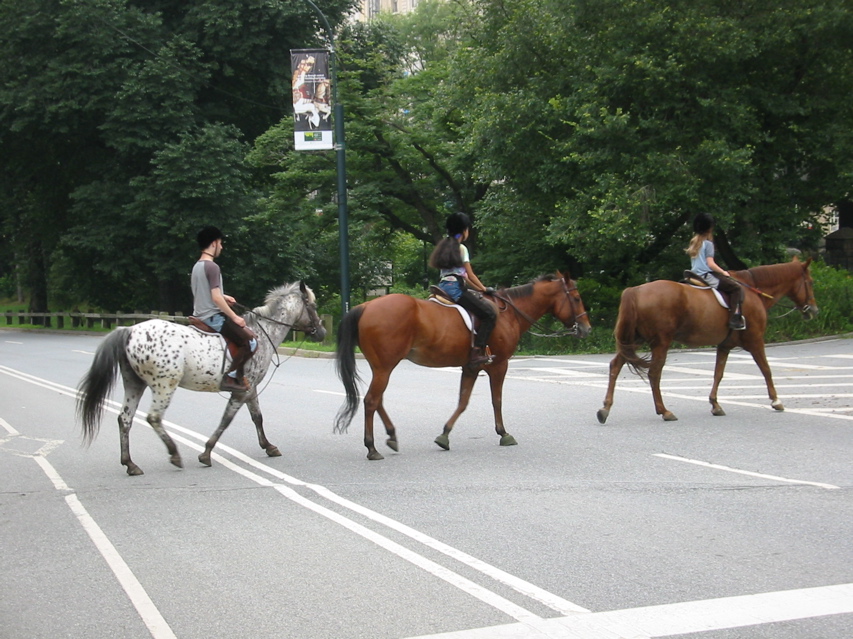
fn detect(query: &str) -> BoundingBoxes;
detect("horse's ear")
[803,256,813,268]
[299,280,307,294]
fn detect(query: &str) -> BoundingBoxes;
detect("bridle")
[237,294,323,336]
[494,277,587,338]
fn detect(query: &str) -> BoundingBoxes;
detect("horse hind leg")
[363,370,393,460]
[146,383,182,469]
[376,402,398,453]
[597,353,626,424]
[648,344,677,421]
[118,372,147,476]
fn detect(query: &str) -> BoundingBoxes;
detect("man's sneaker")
[220,375,250,392]
[728,314,746,331]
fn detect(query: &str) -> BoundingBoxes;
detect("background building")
[355,0,419,20]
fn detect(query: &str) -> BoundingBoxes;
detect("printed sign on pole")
[291,48,333,151]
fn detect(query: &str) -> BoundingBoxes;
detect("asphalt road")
[1,329,851,639]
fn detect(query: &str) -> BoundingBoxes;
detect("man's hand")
[224,294,237,305]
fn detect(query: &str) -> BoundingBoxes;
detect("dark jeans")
[218,316,255,376]
[716,276,745,312]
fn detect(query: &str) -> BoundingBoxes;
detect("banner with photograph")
[291,49,333,151]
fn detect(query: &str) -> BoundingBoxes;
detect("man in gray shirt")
[192,226,256,392]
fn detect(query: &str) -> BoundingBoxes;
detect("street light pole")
[303,0,350,315]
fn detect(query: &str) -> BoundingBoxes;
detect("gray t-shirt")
[191,260,224,321]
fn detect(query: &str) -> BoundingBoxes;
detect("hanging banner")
[291,48,333,151]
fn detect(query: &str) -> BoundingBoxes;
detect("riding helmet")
[692,213,715,235]
[197,225,224,249]
[446,212,472,237]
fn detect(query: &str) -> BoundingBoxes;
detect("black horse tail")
[614,286,651,378]
[333,305,365,434]
[76,329,132,445]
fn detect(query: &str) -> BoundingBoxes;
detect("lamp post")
[303,0,350,315]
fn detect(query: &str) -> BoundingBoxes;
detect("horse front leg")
[245,390,281,458]
[597,353,626,424]
[747,341,784,411]
[199,394,246,467]
[648,344,677,421]
[709,346,731,416]
[118,373,146,476]
[487,362,516,446]
[434,369,479,451]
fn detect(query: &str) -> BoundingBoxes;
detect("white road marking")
[405,583,853,638]
[2,416,177,639]
[4,356,851,638]
[64,493,178,639]
[72,349,95,355]
[654,453,840,490]
[0,416,19,436]
[4,340,23,344]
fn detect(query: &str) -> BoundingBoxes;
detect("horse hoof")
[499,434,517,447]
[125,465,143,476]
[386,438,399,452]
[198,452,212,467]
[712,407,726,417]
[596,409,609,424]
[170,455,183,469]
[434,434,450,451]
[662,412,678,422]
[771,400,785,411]
[367,451,385,461]
[266,446,282,458]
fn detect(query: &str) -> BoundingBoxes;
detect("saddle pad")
[684,284,729,309]
[428,297,475,333]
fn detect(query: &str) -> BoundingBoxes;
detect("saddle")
[187,316,256,359]
[680,271,729,309]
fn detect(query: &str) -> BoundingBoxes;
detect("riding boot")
[728,306,746,331]
[467,346,494,370]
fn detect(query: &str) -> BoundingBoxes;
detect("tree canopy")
[2,0,851,317]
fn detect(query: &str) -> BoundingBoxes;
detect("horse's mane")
[502,274,555,300]
[253,282,309,317]
[737,261,800,288]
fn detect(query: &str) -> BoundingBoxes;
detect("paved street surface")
[1,329,851,638]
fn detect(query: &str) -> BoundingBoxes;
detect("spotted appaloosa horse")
[597,258,818,424]
[77,282,326,475]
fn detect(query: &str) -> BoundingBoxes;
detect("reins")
[493,278,586,338]
[228,297,323,398]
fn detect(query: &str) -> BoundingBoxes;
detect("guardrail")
[1,311,334,342]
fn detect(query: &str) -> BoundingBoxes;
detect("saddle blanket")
[428,297,475,333]
[685,284,729,309]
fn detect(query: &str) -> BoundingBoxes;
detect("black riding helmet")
[197,225,223,249]
[446,212,471,237]
[693,212,715,235]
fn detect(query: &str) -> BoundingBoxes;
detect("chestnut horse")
[335,272,591,459]
[597,258,818,424]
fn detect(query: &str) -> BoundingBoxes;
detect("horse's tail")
[76,328,132,445]
[614,286,651,378]
[333,305,365,434]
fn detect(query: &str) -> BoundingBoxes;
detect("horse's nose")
[577,322,591,338]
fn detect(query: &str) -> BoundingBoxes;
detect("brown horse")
[335,272,591,459]
[597,257,818,424]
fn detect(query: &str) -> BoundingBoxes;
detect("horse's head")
[792,257,819,320]
[296,281,327,342]
[551,271,591,338]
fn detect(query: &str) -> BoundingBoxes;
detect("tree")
[462,0,853,283]
[0,0,354,312]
